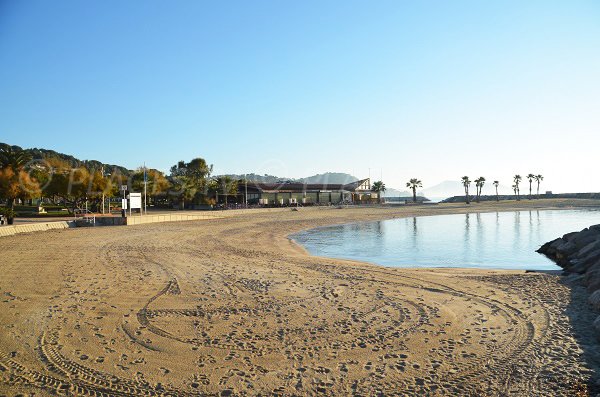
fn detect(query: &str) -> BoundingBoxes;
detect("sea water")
[292,210,600,270]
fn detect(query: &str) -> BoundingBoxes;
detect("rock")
[589,290,600,310]
[564,273,585,284]
[567,260,588,274]
[579,249,600,267]
[578,240,600,259]
[590,224,600,232]
[572,228,600,249]
[555,241,577,257]
[539,227,600,293]
[562,231,580,242]
[538,238,564,256]
[593,316,600,333]
[587,275,600,293]
[586,260,600,276]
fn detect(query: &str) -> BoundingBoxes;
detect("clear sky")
[1,0,599,193]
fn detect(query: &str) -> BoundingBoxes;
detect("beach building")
[239,178,376,206]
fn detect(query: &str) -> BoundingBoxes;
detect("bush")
[0,206,17,219]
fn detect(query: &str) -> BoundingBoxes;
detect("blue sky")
[1,0,599,193]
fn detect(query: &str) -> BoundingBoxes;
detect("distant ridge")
[221,173,286,183]
[300,172,358,185]
[221,172,361,185]
[0,142,131,175]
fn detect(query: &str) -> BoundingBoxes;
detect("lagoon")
[292,209,600,270]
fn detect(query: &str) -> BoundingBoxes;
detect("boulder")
[537,238,560,255]
[572,228,600,249]
[588,275,600,293]
[555,241,577,257]
[589,290,600,311]
[579,249,600,268]
[567,260,588,274]
[578,240,600,259]
[590,224,600,232]
[562,231,580,242]
[594,315,600,334]
[550,238,566,249]
[538,226,600,290]
[587,260,600,274]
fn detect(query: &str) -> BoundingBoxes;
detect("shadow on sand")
[563,275,600,395]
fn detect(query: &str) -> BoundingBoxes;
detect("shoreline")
[1,199,600,396]
[286,200,598,273]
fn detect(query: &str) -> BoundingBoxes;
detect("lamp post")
[244,174,248,208]
[121,185,127,217]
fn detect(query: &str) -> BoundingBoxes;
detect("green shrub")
[0,207,17,219]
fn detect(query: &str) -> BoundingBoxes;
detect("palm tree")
[513,175,522,201]
[474,177,486,202]
[512,184,518,199]
[0,146,32,170]
[406,178,422,203]
[371,181,386,203]
[534,174,544,198]
[493,181,500,201]
[214,176,238,207]
[526,174,535,199]
[461,176,471,204]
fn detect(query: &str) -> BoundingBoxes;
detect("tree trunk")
[465,188,470,204]
[412,187,417,203]
[7,198,15,224]
[496,187,499,201]
[529,182,532,199]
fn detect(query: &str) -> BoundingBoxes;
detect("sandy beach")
[1,200,600,396]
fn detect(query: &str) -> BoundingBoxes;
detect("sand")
[1,199,600,396]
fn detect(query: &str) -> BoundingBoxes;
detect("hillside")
[300,172,358,185]
[0,142,131,175]
[220,173,289,183]
[221,172,361,185]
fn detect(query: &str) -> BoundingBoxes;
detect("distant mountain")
[382,187,412,197]
[0,142,131,175]
[421,181,464,198]
[221,173,288,183]
[422,180,514,199]
[300,172,358,185]
[222,172,361,185]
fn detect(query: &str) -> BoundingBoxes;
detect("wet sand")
[1,200,600,396]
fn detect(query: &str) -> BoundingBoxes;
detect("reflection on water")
[292,210,600,270]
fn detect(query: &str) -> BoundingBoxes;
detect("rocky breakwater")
[538,224,600,326]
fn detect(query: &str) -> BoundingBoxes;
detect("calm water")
[292,210,600,270]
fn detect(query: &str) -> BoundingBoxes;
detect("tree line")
[371,178,423,203]
[370,174,544,205]
[461,174,544,204]
[0,146,240,220]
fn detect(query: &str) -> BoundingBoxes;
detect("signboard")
[121,185,128,192]
[129,193,142,209]
[121,198,128,210]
